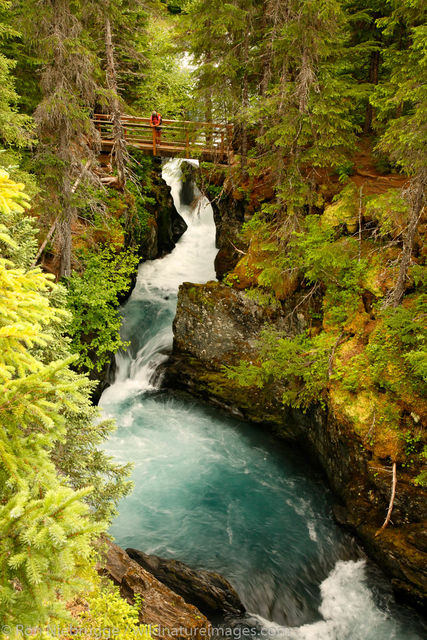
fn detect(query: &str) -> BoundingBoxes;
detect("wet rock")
[99,540,211,640]
[185,163,247,279]
[139,158,187,260]
[126,548,246,619]
[212,195,246,280]
[180,171,196,206]
[172,281,307,369]
[165,281,311,429]
[156,200,187,256]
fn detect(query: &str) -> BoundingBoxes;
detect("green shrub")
[66,247,138,373]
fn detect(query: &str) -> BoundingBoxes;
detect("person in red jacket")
[150,110,163,147]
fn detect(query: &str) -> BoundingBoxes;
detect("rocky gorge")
[162,165,427,612]
[97,159,426,638]
[165,279,426,609]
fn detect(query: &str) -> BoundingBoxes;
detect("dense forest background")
[0,0,426,633]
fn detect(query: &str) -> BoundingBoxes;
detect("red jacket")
[150,113,162,126]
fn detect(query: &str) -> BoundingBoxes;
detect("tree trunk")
[58,212,73,278]
[376,462,397,536]
[240,27,249,179]
[204,46,213,146]
[364,49,380,134]
[104,13,127,188]
[391,175,425,307]
[56,159,95,276]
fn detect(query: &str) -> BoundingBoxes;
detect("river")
[99,159,425,640]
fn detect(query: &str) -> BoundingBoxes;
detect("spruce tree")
[0,0,32,147]
[0,171,104,628]
[17,0,99,277]
[372,0,427,305]
[83,0,148,187]
[183,0,254,121]
[253,0,358,214]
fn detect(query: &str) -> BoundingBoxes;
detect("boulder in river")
[126,548,246,619]
[99,540,212,640]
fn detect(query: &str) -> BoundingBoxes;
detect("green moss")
[185,283,218,307]
[321,183,359,232]
[243,288,281,310]
[223,180,426,479]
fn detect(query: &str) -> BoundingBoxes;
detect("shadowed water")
[100,160,425,639]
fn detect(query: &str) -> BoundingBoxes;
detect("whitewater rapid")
[101,159,216,403]
[100,159,425,640]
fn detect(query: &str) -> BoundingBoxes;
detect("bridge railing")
[93,114,233,163]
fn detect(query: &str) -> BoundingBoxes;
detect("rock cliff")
[165,281,427,611]
[139,158,188,260]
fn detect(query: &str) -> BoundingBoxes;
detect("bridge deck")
[94,114,233,164]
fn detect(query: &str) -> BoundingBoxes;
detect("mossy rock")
[229,253,262,289]
[321,184,359,233]
[330,381,403,460]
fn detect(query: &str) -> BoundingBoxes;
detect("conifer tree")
[17,0,99,277]
[185,0,358,195]
[253,0,357,215]
[372,0,427,306]
[0,171,104,628]
[183,0,254,121]
[0,0,32,147]
[83,0,148,188]
[104,7,128,188]
[343,0,392,132]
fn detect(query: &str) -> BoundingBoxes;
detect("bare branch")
[376,462,397,536]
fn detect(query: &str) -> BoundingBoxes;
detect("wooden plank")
[100,139,227,155]
[93,114,231,130]
[98,127,232,164]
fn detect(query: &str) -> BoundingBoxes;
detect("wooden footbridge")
[93,114,233,165]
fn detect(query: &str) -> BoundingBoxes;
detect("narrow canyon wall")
[165,281,427,610]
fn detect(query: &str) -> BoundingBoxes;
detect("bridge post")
[226,124,233,162]
[152,127,157,155]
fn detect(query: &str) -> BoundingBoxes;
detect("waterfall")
[101,159,217,403]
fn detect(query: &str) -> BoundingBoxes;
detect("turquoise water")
[100,160,425,640]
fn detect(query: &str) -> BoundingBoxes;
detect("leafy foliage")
[336,297,426,397]
[365,189,410,237]
[66,247,138,373]
[78,572,151,640]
